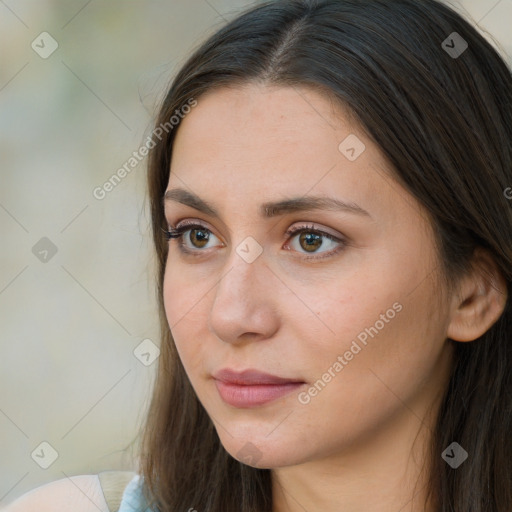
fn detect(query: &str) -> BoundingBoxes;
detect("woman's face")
[162,83,454,468]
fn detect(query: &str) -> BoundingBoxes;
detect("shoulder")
[4,472,138,512]
[4,474,108,512]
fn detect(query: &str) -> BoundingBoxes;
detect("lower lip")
[214,380,305,408]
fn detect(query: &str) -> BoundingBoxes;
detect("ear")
[447,247,508,342]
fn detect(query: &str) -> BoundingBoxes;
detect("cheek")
[312,282,447,411]
[293,305,448,452]
[162,265,209,371]
[299,263,446,389]
[288,276,394,361]
[162,256,214,325]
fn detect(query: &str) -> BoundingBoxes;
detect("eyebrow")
[163,188,371,219]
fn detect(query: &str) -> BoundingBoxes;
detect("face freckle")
[162,82,454,471]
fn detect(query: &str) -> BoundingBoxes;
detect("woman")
[9,0,511,511]
[135,0,512,510]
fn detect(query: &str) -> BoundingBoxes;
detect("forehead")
[166,83,414,227]
[171,83,354,167]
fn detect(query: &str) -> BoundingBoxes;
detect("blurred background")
[0,0,511,505]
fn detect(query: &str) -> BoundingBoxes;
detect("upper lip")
[213,368,305,385]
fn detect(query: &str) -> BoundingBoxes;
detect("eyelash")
[162,221,346,261]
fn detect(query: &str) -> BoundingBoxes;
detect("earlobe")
[446,247,508,342]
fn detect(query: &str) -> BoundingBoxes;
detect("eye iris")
[190,228,209,248]
[300,232,322,252]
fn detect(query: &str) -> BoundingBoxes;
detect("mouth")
[212,368,306,408]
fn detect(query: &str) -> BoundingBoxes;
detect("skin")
[162,83,507,512]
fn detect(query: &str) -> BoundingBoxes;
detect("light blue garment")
[117,474,157,512]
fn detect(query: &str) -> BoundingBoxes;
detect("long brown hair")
[135,1,512,510]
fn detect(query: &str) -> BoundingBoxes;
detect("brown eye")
[166,223,220,254]
[167,221,346,262]
[187,227,210,248]
[298,232,323,253]
[284,224,346,261]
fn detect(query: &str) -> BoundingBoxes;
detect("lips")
[212,368,306,407]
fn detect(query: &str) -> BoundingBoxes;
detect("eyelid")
[285,222,343,241]
[170,219,343,241]
[172,219,222,241]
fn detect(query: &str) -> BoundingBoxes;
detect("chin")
[216,428,307,469]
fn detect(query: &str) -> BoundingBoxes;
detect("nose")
[208,249,280,345]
